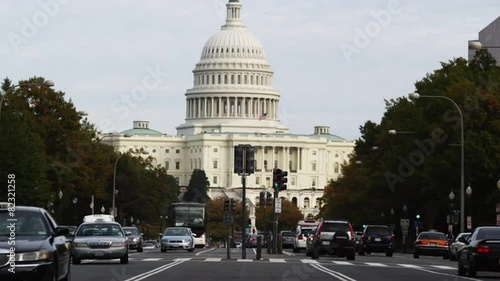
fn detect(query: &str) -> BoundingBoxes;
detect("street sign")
[400,219,409,231]
[275,197,282,213]
[467,216,472,230]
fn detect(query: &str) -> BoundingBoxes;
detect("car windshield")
[300,228,315,235]
[67,227,77,236]
[419,232,446,240]
[164,228,189,236]
[365,226,391,236]
[0,210,50,239]
[76,224,124,237]
[476,228,500,240]
[456,233,470,241]
[123,228,140,235]
[282,231,294,237]
[322,222,349,232]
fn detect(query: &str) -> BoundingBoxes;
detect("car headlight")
[16,250,52,262]
[73,243,88,248]
[133,238,139,242]
[111,242,126,247]
[184,239,191,243]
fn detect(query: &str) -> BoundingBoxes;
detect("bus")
[167,202,206,248]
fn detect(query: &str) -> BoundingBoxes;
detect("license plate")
[430,243,437,246]
[322,241,330,245]
[375,238,381,242]
[94,251,104,256]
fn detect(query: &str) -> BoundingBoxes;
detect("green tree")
[255,198,303,232]
[184,169,210,203]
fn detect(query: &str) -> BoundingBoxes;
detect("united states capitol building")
[102,0,355,218]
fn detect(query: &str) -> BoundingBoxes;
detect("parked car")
[0,203,71,281]
[414,231,449,259]
[449,232,470,261]
[358,225,394,257]
[160,227,195,252]
[123,226,144,252]
[308,218,356,260]
[458,226,500,277]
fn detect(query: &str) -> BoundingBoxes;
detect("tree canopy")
[321,50,500,231]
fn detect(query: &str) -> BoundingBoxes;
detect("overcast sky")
[1,0,498,140]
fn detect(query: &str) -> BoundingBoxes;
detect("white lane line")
[412,267,482,281]
[195,247,216,256]
[301,259,319,264]
[332,261,354,265]
[310,264,357,281]
[204,258,221,262]
[237,259,253,262]
[430,265,455,270]
[282,251,295,256]
[398,264,422,268]
[123,259,189,281]
[269,258,286,263]
[365,262,388,267]
[142,258,161,261]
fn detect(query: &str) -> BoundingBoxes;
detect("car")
[293,220,319,253]
[123,226,144,252]
[280,231,294,249]
[449,232,470,261]
[458,226,500,277]
[413,231,449,259]
[0,203,71,281]
[160,227,195,252]
[308,218,356,260]
[358,225,394,257]
[60,225,77,243]
[72,221,130,264]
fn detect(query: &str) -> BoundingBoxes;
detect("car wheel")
[443,254,449,259]
[358,249,365,256]
[385,251,393,257]
[161,248,166,253]
[466,262,477,277]
[413,252,419,259]
[305,250,311,257]
[450,253,456,261]
[311,246,320,259]
[346,251,355,261]
[293,247,299,253]
[458,260,466,276]
[120,254,129,264]
[188,248,194,252]
[72,258,81,265]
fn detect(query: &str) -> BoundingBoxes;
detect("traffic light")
[234,146,244,174]
[272,169,288,191]
[416,214,420,219]
[230,199,236,213]
[247,219,251,228]
[245,146,255,174]
[259,191,265,206]
[224,199,229,212]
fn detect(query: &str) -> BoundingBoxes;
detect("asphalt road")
[71,247,500,281]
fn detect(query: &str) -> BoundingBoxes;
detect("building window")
[256,177,260,185]
[213,176,218,185]
[289,160,293,170]
[312,163,317,171]
[316,198,321,208]
[190,160,193,170]
[304,198,310,209]
[264,160,268,171]
[334,163,340,173]
[265,177,270,187]
[312,151,316,155]
[152,149,156,153]
[291,177,296,186]
[213,160,218,169]
[175,162,180,170]
[165,149,170,153]
[312,179,316,187]
[165,161,170,170]
[274,160,278,169]
[175,177,179,184]
[176,149,180,154]
[275,149,278,154]
[292,197,298,206]
[214,148,218,152]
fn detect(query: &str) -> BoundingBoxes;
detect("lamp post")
[130,216,134,226]
[402,205,408,253]
[72,198,78,225]
[497,180,500,226]
[101,206,105,213]
[449,191,455,233]
[0,80,55,121]
[388,130,416,135]
[58,190,63,223]
[410,92,466,233]
[468,40,500,50]
[159,215,164,237]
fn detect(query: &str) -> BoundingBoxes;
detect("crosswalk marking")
[332,261,353,265]
[269,259,286,263]
[430,265,455,270]
[364,262,388,267]
[142,258,161,261]
[237,259,253,262]
[398,264,422,268]
[301,259,319,264]
[205,258,222,262]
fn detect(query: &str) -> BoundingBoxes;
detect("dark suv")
[358,225,393,256]
[308,219,356,260]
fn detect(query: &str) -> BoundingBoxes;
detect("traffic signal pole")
[241,172,247,259]
[273,188,278,254]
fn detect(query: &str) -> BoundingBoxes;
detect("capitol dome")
[176,0,289,136]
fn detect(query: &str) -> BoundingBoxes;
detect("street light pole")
[112,153,125,218]
[58,190,63,223]
[410,93,466,233]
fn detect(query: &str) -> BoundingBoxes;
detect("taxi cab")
[71,215,130,264]
[414,231,449,259]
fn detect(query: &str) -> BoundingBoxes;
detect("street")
[70,247,500,281]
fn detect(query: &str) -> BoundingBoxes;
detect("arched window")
[334,163,340,173]
[315,198,321,208]
[304,197,310,209]
[274,160,278,169]
[292,197,298,206]
[263,160,268,171]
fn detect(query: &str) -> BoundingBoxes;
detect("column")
[282,147,286,170]
[299,148,302,171]
[271,146,275,170]
[275,100,279,119]
[204,98,208,117]
[218,98,222,117]
[197,98,201,118]
[242,98,246,117]
[249,98,253,118]
[211,97,215,117]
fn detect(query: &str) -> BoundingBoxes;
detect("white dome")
[201,29,266,61]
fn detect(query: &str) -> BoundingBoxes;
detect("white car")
[449,232,470,261]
